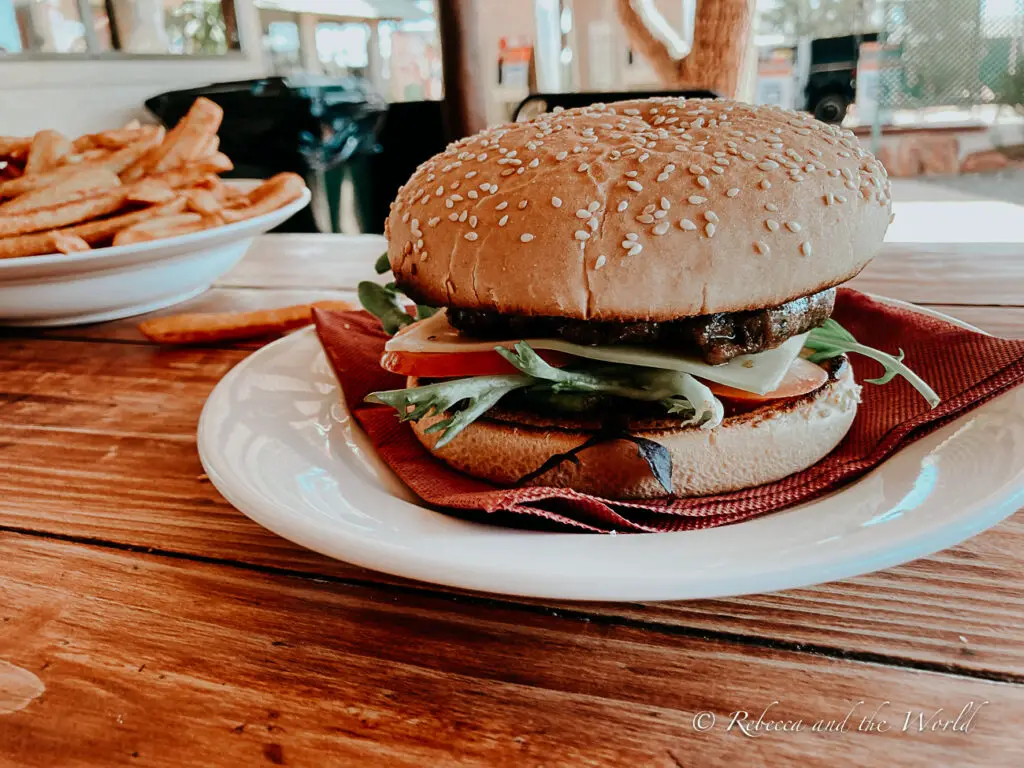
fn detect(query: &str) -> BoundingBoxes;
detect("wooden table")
[3,196,1024,765]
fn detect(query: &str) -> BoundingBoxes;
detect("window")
[0,0,240,56]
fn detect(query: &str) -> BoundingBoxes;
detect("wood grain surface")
[2,209,1023,766]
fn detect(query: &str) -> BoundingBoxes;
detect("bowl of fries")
[0,98,311,326]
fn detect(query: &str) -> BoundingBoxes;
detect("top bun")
[386,98,891,320]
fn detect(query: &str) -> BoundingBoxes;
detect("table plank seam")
[4,523,1023,687]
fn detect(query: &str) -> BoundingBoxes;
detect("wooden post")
[438,0,488,139]
[616,0,753,97]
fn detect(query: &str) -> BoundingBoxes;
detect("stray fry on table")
[137,300,354,345]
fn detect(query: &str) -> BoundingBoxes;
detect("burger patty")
[447,288,836,365]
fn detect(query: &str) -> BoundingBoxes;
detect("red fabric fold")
[313,289,1024,533]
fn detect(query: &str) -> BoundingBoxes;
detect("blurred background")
[3,0,1022,229]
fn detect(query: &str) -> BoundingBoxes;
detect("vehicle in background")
[756,32,879,124]
[805,33,879,123]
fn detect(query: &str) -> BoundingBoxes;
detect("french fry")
[184,187,222,216]
[112,213,204,247]
[61,147,112,165]
[0,199,187,259]
[122,98,223,181]
[87,125,160,151]
[222,173,305,223]
[125,178,176,204]
[194,134,220,159]
[0,136,31,159]
[51,232,91,254]
[0,130,162,199]
[152,155,232,191]
[137,300,354,345]
[0,168,121,214]
[0,188,135,236]
[24,130,72,174]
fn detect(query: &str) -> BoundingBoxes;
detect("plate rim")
[198,299,1024,601]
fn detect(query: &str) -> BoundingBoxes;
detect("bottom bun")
[409,358,861,499]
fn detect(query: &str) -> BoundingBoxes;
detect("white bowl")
[0,188,311,326]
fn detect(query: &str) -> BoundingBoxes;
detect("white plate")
[198,304,1024,601]
[0,188,311,326]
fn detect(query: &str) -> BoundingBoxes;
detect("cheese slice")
[385,310,810,395]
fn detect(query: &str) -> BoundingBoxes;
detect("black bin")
[145,75,387,233]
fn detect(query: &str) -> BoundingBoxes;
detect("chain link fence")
[878,0,1024,109]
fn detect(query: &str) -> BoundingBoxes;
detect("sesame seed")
[754,241,770,255]
[621,240,633,249]
[469,215,478,227]
[529,158,540,168]
[835,194,848,204]
[447,212,458,221]
[688,195,707,204]
[595,255,606,269]
[643,203,656,214]
[665,164,676,172]
[824,193,834,206]
[697,176,710,189]
[680,218,697,231]
[556,151,568,161]
[828,169,841,177]
[496,201,508,211]
[786,221,802,232]
[801,242,812,257]
[625,170,638,178]
[637,214,655,224]
[741,151,757,161]
[578,163,590,172]
[760,179,772,190]
[415,238,423,249]
[401,212,410,223]
[428,217,440,226]
[689,165,703,175]
[576,209,591,219]
[757,160,779,171]
[500,168,515,177]
[710,166,724,175]
[638,153,649,162]
[625,233,639,241]
[467,190,479,199]
[705,223,716,238]
[653,210,667,220]
[660,196,671,210]
[435,185,444,196]
[765,202,778,212]
[588,217,599,231]
[458,210,467,222]
[588,201,600,212]
[551,196,562,208]
[518,200,528,210]
[520,233,534,243]
[498,215,509,226]
[628,244,643,256]
[704,211,719,223]
[617,200,629,212]
[627,180,643,192]
[726,188,740,198]
[653,222,670,235]
[445,199,454,209]
[623,108,640,115]
[464,232,478,241]
[766,219,780,232]
[575,230,591,241]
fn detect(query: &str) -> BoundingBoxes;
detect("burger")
[359,98,937,499]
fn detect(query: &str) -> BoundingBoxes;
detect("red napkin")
[314,289,1024,533]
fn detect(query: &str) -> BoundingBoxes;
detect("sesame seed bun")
[386,98,891,321]
[408,358,861,499]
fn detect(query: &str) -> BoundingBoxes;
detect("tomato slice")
[381,347,572,378]
[706,357,828,402]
